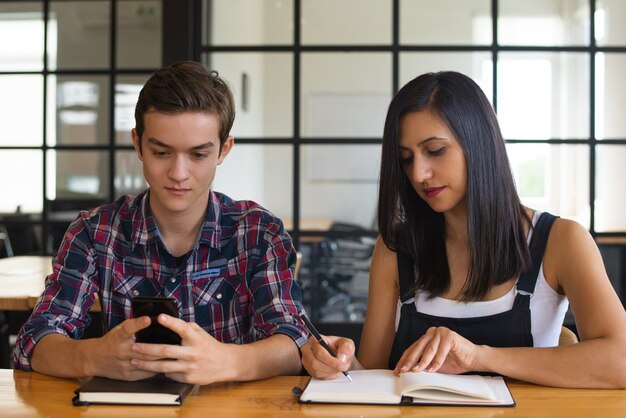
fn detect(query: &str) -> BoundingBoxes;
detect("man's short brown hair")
[134,61,235,151]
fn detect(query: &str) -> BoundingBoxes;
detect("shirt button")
[170,277,176,283]
[216,293,222,300]
[132,290,139,297]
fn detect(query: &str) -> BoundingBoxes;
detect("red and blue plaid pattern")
[13,190,308,370]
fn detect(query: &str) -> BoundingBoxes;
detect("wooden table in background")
[3,370,626,418]
[0,255,102,311]
[0,256,52,310]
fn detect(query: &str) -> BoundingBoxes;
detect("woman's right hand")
[301,335,356,379]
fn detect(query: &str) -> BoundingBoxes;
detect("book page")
[408,376,514,405]
[399,372,497,401]
[300,370,402,404]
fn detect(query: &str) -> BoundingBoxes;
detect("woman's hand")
[301,335,355,379]
[393,326,482,375]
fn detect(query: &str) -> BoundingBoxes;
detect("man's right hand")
[89,316,158,381]
[300,335,356,379]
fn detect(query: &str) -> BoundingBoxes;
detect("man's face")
[131,111,233,220]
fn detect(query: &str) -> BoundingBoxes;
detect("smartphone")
[131,296,182,345]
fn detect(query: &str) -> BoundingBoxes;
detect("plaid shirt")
[13,190,308,370]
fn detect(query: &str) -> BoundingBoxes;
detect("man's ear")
[217,136,234,165]
[131,128,143,161]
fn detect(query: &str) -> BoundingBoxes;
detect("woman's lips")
[423,186,445,198]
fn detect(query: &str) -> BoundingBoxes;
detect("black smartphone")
[131,296,182,345]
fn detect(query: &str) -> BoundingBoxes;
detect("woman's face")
[398,109,468,215]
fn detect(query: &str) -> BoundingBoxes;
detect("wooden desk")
[4,370,626,417]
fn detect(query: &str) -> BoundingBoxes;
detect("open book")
[73,374,197,406]
[300,369,514,406]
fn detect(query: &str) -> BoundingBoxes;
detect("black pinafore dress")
[388,212,557,369]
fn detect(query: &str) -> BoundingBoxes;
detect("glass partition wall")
[0,0,161,255]
[201,0,626,327]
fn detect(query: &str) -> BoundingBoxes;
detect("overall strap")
[513,212,558,309]
[397,250,415,303]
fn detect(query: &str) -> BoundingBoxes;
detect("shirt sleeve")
[12,216,100,370]
[247,218,309,348]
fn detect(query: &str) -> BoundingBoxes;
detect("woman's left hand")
[393,326,482,375]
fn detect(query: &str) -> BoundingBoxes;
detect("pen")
[300,312,353,382]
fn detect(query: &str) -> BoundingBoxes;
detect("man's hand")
[90,316,158,381]
[128,314,237,385]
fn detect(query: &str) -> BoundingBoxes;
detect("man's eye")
[193,153,208,159]
[153,151,168,157]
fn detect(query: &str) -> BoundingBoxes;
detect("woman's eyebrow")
[399,136,449,150]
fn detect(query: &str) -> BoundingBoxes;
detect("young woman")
[301,71,626,388]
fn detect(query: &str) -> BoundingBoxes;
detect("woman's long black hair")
[378,71,531,301]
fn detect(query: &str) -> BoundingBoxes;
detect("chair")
[295,251,303,281]
[2,215,40,255]
[313,222,374,322]
[559,326,578,346]
[0,225,13,257]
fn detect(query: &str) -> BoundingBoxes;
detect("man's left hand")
[129,314,236,385]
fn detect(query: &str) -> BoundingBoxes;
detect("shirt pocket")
[110,271,159,316]
[191,274,250,343]
[191,272,245,306]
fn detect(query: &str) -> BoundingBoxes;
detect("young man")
[12,61,308,385]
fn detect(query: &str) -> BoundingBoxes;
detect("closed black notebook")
[73,374,196,406]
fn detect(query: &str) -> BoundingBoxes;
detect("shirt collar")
[130,190,158,247]
[198,191,222,248]
[130,189,222,249]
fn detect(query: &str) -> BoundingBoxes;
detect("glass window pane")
[499,0,589,46]
[400,0,491,45]
[400,52,492,102]
[595,53,626,139]
[47,75,110,145]
[301,53,391,138]
[0,2,44,71]
[212,144,293,222]
[0,151,43,213]
[300,145,379,230]
[302,0,391,45]
[116,74,151,145]
[595,0,626,46]
[206,53,293,138]
[115,150,146,198]
[0,75,43,146]
[46,151,110,202]
[595,145,626,232]
[299,233,373,323]
[498,52,589,139]
[116,0,162,69]
[49,1,110,70]
[506,143,589,228]
[208,0,293,45]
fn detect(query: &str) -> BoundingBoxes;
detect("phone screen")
[131,296,182,345]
